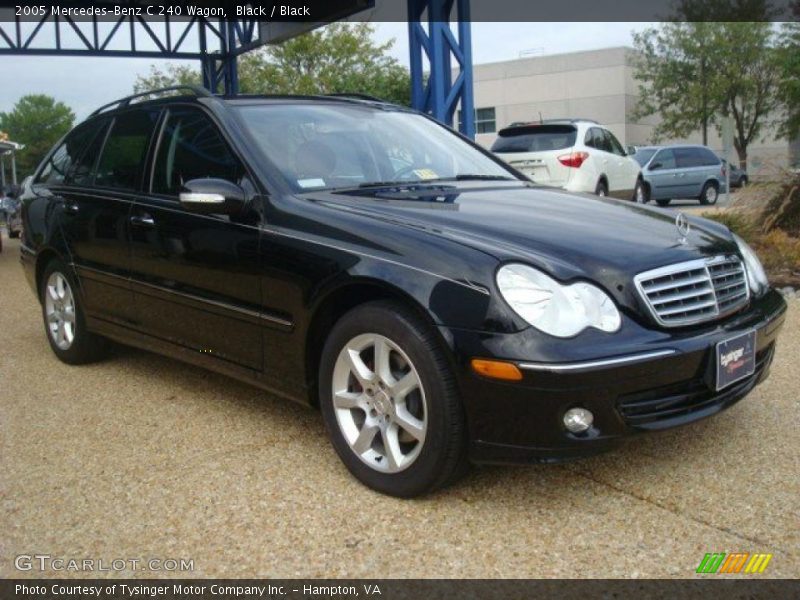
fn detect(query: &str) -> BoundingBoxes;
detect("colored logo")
[696,552,772,574]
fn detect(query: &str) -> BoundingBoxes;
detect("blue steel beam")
[407,0,475,138]
[0,14,257,93]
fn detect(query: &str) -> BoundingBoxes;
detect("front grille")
[618,344,774,428]
[635,256,749,327]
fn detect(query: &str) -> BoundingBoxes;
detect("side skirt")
[86,316,312,408]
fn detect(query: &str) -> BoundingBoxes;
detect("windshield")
[491,125,577,153]
[633,148,657,166]
[235,103,516,192]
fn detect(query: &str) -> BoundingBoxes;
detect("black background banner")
[3,579,800,600]
[0,0,798,22]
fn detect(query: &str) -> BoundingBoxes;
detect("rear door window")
[151,107,245,196]
[95,109,160,191]
[491,125,577,153]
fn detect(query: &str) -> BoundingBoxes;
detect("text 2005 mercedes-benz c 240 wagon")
[20,87,786,497]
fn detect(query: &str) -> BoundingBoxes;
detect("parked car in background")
[634,145,727,207]
[491,120,646,202]
[1,192,22,238]
[722,159,748,188]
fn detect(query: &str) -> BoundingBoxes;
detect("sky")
[0,22,653,121]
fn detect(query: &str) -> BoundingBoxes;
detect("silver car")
[634,145,727,207]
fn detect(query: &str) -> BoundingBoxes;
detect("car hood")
[307,184,737,297]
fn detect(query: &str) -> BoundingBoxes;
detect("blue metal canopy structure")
[0,1,475,137]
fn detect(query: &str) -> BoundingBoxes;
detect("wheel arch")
[34,247,68,301]
[303,278,447,408]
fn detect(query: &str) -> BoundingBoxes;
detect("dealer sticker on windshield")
[715,330,757,391]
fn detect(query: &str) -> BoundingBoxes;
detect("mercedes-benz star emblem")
[675,212,691,242]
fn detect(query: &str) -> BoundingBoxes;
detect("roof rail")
[323,93,387,103]
[507,118,599,127]
[89,85,213,117]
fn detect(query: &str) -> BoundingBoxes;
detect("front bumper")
[442,288,787,465]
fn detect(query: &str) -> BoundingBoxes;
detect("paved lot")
[1,235,798,579]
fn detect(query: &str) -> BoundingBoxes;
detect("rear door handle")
[130,214,155,228]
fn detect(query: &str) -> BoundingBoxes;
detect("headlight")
[733,233,768,295]
[496,263,621,337]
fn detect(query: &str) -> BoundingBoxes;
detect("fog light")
[563,408,593,433]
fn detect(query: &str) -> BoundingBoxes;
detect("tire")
[633,179,649,204]
[699,181,719,205]
[40,258,108,365]
[319,300,468,497]
[594,180,608,197]
[739,176,748,188]
[9,229,20,239]
[656,198,672,207]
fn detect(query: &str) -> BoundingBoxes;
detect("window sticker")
[412,168,439,180]
[297,178,326,189]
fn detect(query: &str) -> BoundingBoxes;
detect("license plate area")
[715,330,757,391]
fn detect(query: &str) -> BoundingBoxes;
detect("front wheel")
[319,301,468,497]
[699,181,719,205]
[40,259,108,364]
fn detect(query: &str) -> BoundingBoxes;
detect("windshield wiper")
[447,174,516,181]
[355,180,451,189]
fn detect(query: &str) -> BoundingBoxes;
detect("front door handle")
[56,197,79,215]
[130,214,156,228]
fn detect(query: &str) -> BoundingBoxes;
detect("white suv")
[491,120,646,202]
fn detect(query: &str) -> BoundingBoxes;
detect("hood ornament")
[675,212,690,244]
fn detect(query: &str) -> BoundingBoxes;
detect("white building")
[463,47,795,175]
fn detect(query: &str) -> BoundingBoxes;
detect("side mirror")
[649,162,662,171]
[179,178,245,214]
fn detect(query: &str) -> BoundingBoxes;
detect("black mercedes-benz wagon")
[20,87,786,497]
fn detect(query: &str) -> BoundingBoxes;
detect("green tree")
[632,2,780,169]
[134,23,410,105]
[133,63,201,93]
[776,8,800,139]
[0,94,75,176]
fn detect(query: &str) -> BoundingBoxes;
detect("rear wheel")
[595,180,608,197]
[40,259,108,364]
[699,181,719,205]
[319,301,468,497]
[739,176,748,188]
[656,198,672,207]
[633,179,649,204]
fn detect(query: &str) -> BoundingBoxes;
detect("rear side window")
[67,119,111,186]
[603,129,627,156]
[585,127,612,152]
[35,123,102,185]
[95,109,160,191]
[152,107,244,196]
[676,147,720,168]
[491,125,577,153]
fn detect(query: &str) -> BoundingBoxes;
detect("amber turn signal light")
[470,359,523,381]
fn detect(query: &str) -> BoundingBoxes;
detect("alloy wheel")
[331,333,427,473]
[44,272,76,350]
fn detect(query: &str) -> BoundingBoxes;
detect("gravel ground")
[1,235,798,579]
